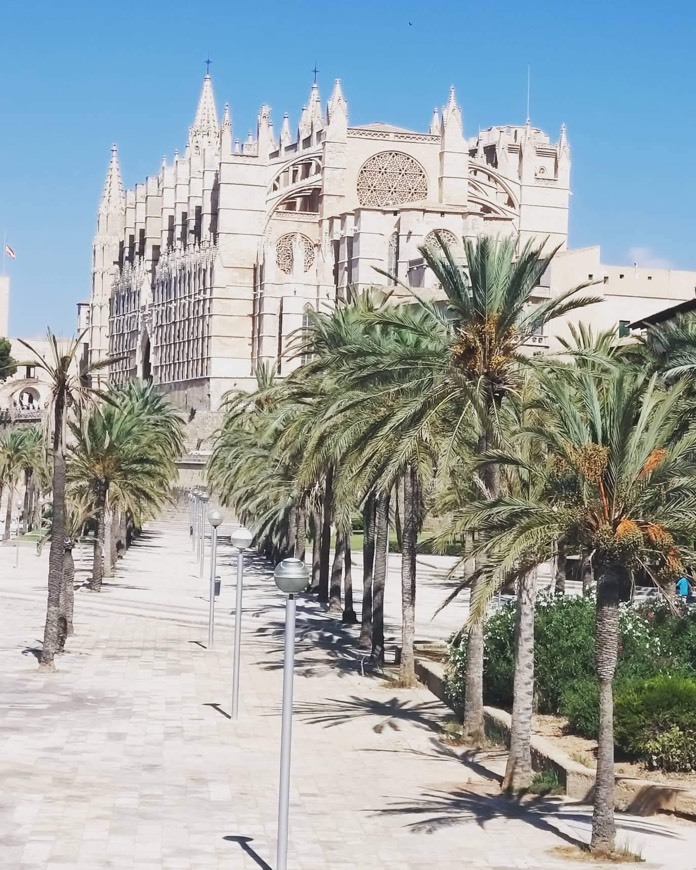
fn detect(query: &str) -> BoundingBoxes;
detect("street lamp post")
[207,509,223,648]
[188,492,194,540]
[230,526,253,719]
[199,493,209,580]
[193,491,200,554]
[273,558,309,870]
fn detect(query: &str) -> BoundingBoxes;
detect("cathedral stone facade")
[89,74,572,412]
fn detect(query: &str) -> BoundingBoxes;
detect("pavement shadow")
[295,695,443,733]
[222,836,271,869]
[375,784,582,848]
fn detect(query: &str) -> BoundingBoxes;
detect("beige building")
[87,72,696,413]
[88,74,573,411]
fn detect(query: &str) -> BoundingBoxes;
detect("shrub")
[642,726,696,773]
[614,673,696,763]
[560,678,599,739]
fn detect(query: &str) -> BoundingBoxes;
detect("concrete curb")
[415,656,696,818]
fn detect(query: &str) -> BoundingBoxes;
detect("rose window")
[357,151,428,207]
[275,233,315,275]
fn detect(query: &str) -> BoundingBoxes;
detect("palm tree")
[304,238,597,713]
[457,363,696,853]
[0,429,27,541]
[68,381,183,592]
[18,330,111,670]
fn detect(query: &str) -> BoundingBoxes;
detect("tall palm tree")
[19,330,111,670]
[457,363,696,853]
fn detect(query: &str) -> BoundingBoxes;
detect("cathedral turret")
[188,74,219,154]
[558,122,570,186]
[327,80,347,123]
[221,103,232,153]
[438,86,468,205]
[308,82,323,132]
[429,107,441,135]
[257,105,274,160]
[326,79,348,139]
[280,113,292,151]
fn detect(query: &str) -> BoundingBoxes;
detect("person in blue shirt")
[676,576,691,600]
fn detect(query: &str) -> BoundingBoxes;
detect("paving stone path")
[2,516,696,869]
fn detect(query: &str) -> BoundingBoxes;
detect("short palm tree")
[68,381,183,591]
[458,362,696,853]
[0,429,28,540]
[19,330,112,670]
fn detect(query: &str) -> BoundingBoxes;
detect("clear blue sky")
[1,0,694,336]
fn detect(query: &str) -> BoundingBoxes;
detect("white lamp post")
[193,491,201,554]
[230,526,253,719]
[273,557,309,870]
[207,509,223,648]
[199,493,209,579]
[188,492,194,540]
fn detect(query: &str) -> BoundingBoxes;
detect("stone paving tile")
[1,517,695,868]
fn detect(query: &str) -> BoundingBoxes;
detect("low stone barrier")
[414,656,696,818]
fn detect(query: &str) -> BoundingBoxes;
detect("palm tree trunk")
[371,490,390,666]
[3,484,13,541]
[318,468,334,602]
[22,468,32,534]
[502,567,537,791]
[590,562,622,854]
[464,431,500,744]
[393,483,402,552]
[342,537,357,624]
[310,510,321,592]
[329,529,345,615]
[63,543,75,637]
[40,395,67,670]
[554,539,567,595]
[400,465,418,687]
[295,506,306,563]
[90,486,106,592]
[359,493,376,649]
[57,543,75,651]
[287,505,297,559]
[103,505,114,577]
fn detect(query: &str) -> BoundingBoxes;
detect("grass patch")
[525,768,564,795]
[552,843,644,864]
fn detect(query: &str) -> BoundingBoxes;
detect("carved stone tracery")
[424,229,460,250]
[357,151,428,207]
[275,233,315,274]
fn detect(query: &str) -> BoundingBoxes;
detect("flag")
[4,244,15,260]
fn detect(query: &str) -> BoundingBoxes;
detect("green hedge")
[445,594,696,770]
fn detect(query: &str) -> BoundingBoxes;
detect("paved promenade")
[1,517,695,869]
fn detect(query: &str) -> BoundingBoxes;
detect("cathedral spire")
[442,86,463,134]
[327,79,347,123]
[309,82,323,128]
[559,121,568,150]
[188,73,219,152]
[99,144,125,216]
[429,106,441,135]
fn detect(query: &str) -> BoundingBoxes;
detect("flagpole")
[2,232,5,276]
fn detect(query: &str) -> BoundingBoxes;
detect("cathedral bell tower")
[90,144,125,371]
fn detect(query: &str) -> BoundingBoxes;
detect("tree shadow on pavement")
[295,695,443,732]
[377,783,683,850]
